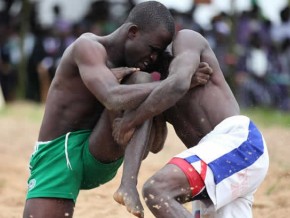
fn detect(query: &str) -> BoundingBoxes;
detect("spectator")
[235,32,272,108]
[267,38,290,111]
[0,24,18,102]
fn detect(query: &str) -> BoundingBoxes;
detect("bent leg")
[23,198,74,218]
[23,133,85,218]
[113,119,153,218]
[88,110,124,163]
[216,195,253,218]
[142,163,204,218]
[88,105,148,217]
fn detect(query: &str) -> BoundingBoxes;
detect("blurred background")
[1,2,289,217]
[1,0,290,112]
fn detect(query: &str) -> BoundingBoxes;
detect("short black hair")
[147,50,173,79]
[125,1,175,36]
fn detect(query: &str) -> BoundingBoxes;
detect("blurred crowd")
[0,0,290,111]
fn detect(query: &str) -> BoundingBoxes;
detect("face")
[124,26,173,71]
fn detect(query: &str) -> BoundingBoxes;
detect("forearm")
[74,38,160,112]
[123,52,200,129]
[105,81,160,111]
[124,75,189,129]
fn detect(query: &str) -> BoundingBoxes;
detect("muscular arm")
[117,30,209,134]
[73,35,160,111]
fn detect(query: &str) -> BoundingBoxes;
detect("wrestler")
[113,29,269,218]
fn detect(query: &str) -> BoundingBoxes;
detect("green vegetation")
[0,101,44,123]
[242,107,290,128]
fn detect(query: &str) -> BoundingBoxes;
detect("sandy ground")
[0,102,290,218]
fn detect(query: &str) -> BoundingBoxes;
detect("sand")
[0,102,289,218]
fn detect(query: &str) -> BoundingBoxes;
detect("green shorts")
[26,129,123,202]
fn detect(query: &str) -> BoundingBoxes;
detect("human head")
[147,50,173,79]
[123,1,175,71]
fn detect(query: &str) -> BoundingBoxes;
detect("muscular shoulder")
[173,29,209,55]
[72,33,107,65]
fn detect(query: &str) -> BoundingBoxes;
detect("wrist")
[124,111,136,130]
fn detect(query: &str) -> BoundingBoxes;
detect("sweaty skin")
[112,72,168,218]
[164,33,239,146]
[23,17,174,218]
[112,62,213,217]
[113,29,240,217]
[113,30,239,145]
[144,30,240,217]
[38,29,171,142]
[23,28,209,218]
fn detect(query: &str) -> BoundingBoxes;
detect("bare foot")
[113,185,144,218]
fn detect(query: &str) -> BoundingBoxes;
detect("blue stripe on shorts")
[208,121,264,184]
[185,155,201,164]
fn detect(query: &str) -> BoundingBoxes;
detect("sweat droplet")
[153,204,161,209]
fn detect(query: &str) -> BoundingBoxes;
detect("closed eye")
[149,46,162,54]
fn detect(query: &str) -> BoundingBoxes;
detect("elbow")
[99,86,124,111]
[104,97,119,111]
[170,78,189,98]
[104,101,114,111]
[104,95,124,111]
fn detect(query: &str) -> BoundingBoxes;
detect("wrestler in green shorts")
[26,129,123,202]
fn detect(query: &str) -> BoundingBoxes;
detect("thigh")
[23,198,75,218]
[88,110,123,163]
[27,139,83,202]
[81,138,123,189]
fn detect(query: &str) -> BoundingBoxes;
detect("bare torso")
[38,34,108,141]
[165,42,240,147]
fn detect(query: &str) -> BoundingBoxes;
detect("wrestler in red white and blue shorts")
[169,115,269,218]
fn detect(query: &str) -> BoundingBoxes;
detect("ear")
[128,25,139,39]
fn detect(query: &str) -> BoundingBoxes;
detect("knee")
[123,71,153,85]
[142,176,167,204]
[143,177,158,196]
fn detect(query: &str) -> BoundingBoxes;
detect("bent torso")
[165,66,240,147]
